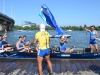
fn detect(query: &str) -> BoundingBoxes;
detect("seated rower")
[0,35,4,52]
[23,35,34,52]
[2,30,13,51]
[16,36,30,52]
[2,36,13,51]
[23,35,29,46]
[60,35,73,53]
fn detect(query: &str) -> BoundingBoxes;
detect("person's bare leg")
[45,55,52,73]
[94,44,98,52]
[90,44,93,53]
[4,47,12,51]
[65,49,71,53]
[68,49,72,53]
[37,56,43,75]
[66,49,70,52]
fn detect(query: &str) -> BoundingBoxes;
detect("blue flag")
[39,4,65,35]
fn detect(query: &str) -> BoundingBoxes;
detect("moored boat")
[67,29,72,32]
[0,47,100,59]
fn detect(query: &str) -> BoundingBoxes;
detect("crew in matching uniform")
[16,36,29,52]
[1,25,98,54]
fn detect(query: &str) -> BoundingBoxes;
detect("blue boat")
[0,47,100,59]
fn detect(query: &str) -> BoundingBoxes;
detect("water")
[0,30,100,48]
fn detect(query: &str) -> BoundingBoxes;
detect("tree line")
[13,24,100,31]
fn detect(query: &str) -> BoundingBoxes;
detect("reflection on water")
[0,30,100,48]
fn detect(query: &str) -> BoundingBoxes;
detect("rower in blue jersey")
[0,35,4,51]
[22,35,29,46]
[60,35,73,53]
[84,24,98,53]
[2,36,13,51]
[2,29,13,51]
[16,36,30,52]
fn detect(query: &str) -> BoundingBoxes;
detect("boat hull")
[0,48,100,59]
[0,51,100,59]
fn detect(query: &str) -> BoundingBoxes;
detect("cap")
[39,24,45,31]
[61,35,65,38]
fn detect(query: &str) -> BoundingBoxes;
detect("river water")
[0,30,100,48]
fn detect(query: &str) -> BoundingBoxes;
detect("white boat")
[18,30,25,32]
[67,29,72,31]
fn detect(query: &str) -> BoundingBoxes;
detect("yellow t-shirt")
[35,31,50,50]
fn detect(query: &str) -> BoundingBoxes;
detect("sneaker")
[49,73,53,75]
[11,49,14,51]
[71,46,75,49]
[69,46,75,50]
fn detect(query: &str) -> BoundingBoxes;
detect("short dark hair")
[91,25,95,28]
[23,35,26,37]
[19,36,22,38]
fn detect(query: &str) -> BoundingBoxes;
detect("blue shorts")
[90,40,97,44]
[60,46,66,51]
[37,48,50,57]
[60,43,67,51]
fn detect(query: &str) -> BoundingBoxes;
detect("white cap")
[61,35,65,38]
[39,24,45,31]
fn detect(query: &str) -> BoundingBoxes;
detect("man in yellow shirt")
[30,24,52,75]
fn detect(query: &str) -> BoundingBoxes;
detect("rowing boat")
[0,46,100,59]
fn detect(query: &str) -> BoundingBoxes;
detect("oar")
[95,38,100,40]
[91,36,100,41]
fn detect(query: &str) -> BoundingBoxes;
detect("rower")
[84,24,98,53]
[0,35,4,52]
[2,29,13,51]
[2,36,13,51]
[23,35,29,46]
[60,35,73,53]
[22,35,33,52]
[16,36,30,52]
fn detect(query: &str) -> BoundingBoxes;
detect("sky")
[0,0,100,26]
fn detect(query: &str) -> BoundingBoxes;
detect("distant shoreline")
[13,25,100,31]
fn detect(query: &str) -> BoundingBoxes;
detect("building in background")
[22,21,36,27]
